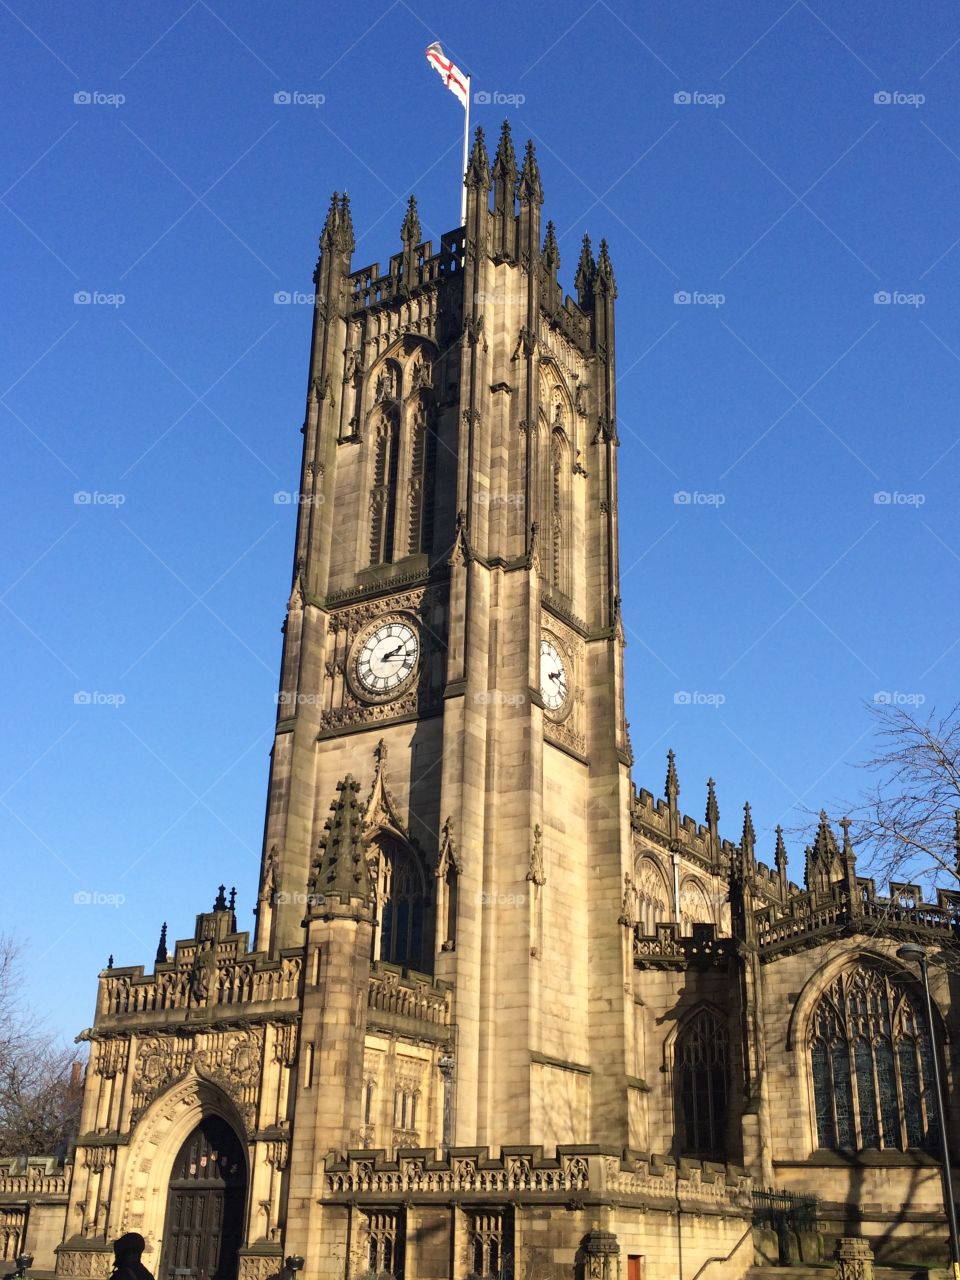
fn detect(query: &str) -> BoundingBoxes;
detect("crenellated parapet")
[755,876,960,959]
[347,232,465,313]
[367,963,452,1033]
[0,1157,69,1198]
[324,1144,751,1212]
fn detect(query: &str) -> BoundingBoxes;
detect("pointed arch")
[805,961,940,1152]
[634,854,670,935]
[369,402,400,564]
[673,1005,729,1159]
[679,876,712,935]
[117,1075,249,1257]
[369,834,427,970]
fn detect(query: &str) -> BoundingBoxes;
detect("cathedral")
[3,122,958,1280]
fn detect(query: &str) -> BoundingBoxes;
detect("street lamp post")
[897,943,960,1280]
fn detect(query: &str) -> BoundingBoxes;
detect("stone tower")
[255,120,635,1159]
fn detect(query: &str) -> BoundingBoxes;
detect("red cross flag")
[425,42,469,108]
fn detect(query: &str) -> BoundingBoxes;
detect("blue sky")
[2,0,958,1043]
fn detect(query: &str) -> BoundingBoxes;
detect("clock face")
[539,638,569,712]
[354,620,420,698]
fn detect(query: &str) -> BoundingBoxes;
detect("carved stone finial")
[465,126,491,190]
[155,922,168,966]
[107,954,113,970]
[516,139,544,206]
[774,825,788,869]
[213,884,227,912]
[665,749,680,806]
[741,802,756,853]
[542,220,560,273]
[310,775,373,906]
[337,192,355,253]
[319,190,339,248]
[574,234,596,310]
[596,238,617,298]
[400,194,421,245]
[493,119,518,186]
[706,777,720,830]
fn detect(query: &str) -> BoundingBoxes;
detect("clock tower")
[255,120,635,1154]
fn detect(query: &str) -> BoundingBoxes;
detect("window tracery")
[809,965,938,1152]
[675,1008,728,1159]
[634,856,669,935]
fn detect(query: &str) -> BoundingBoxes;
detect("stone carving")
[526,825,545,887]
[56,1251,113,1277]
[834,1237,875,1280]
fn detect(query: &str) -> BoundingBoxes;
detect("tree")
[852,700,960,898]
[0,935,84,1159]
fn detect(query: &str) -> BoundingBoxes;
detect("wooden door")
[162,1117,245,1280]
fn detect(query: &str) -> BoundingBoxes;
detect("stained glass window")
[676,1008,729,1159]
[809,965,938,1152]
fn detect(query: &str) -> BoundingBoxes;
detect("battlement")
[0,1157,69,1199]
[367,963,452,1029]
[756,878,960,959]
[347,232,464,312]
[324,1145,751,1210]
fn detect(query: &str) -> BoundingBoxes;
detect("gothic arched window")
[809,965,939,1152]
[635,857,669,935]
[406,399,436,557]
[549,426,570,596]
[375,839,425,970]
[675,1008,728,1159]
[679,878,712,936]
[370,405,400,565]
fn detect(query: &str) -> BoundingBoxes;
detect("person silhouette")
[110,1234,154,1280]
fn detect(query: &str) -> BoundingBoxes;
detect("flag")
[425,42,469,109]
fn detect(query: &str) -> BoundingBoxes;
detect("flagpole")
[460,76,470,226]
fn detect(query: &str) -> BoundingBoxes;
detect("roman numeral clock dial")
[350,619,420,702]
[539,636,570,714]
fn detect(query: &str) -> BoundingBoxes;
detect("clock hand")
[548,669,564,684]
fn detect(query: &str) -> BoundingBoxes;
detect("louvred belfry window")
[809,965,939,1152]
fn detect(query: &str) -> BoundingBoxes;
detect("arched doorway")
[160,1116,246,1280]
